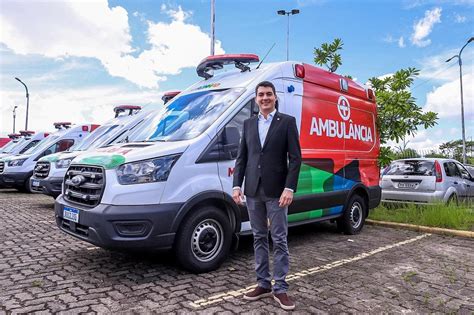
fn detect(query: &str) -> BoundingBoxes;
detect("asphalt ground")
[0,189,473,314]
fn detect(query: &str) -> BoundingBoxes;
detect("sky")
[0,0,473,154]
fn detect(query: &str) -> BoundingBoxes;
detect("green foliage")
[369,68,438,164]
[425,150,447,158]
[369,203,474,231]
[313,38,343,72]
[439,139,474,163]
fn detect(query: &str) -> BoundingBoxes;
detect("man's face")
[256,86,276,113]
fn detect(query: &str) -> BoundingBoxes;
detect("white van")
[55,54,381,272]
[0,131,49,160]
[0,122,97,192]
[30,106,143,198]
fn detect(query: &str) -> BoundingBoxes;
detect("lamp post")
[12,105,18,133]
[446,37,474,164]
[277,9,300,61]
[210,0,215,55]
[14,77,29,131]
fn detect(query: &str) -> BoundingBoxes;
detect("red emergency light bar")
[114,105,142,117]
[19,130,35,136]
[53,122,72,129]
[197,54,259,79]
[162,90,181,104]
[8,133,21,139]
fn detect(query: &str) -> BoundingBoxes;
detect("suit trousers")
[246,183,289,294]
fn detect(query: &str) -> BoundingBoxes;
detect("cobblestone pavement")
[0,189,473,314]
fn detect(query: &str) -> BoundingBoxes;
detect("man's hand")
[279,189,294,208]
[233,188,244,205]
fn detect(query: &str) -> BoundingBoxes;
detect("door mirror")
[222,126,240,159]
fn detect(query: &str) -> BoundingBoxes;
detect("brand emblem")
[337,96,351,121]
[71,175,86,187]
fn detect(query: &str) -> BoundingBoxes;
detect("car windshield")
[69,124,121,151]
[384,160,435,176]
[23,135,60,155]
[1,138,25,153]
[128,88,244,142]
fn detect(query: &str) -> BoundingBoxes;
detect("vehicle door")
[455,162,474,200]
[444,161,467,199]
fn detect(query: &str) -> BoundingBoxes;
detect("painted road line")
[189,233,431,309]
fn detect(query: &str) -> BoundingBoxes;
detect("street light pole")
[446,37,474,164]
[12,105,18,133]
[14,77,29,131]
[277,9,300,61]
[210,0,215,55]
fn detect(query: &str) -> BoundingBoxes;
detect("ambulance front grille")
[34,161,50,178]
[0,161,4,173]
[64,165,105,207]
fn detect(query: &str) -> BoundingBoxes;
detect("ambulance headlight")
[55,158,73,169]
[8,158,27,167]
[116,154,181,185]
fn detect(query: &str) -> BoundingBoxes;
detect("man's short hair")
[255,81,276,95]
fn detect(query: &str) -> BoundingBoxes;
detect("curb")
[366,219,474,238]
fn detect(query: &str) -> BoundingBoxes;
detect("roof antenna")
[256,43,276,69]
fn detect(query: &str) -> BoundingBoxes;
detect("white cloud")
[398,37,406,48]
[454,13,467,23]
[0,86,162,135]
[410,7,442,47]
[0,2,224,88]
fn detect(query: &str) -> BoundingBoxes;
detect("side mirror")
[222,126,240,159]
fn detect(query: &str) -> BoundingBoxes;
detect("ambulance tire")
[19,176,32,193]
[337,194,366,235]
[175,206,232,273]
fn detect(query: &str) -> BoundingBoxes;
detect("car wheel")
[337,194,367,235]
[175,206,232,273]
[447,194,458,206]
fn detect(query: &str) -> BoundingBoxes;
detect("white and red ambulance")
[55,54,381,272]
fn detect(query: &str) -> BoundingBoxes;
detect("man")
[233,81,302,311]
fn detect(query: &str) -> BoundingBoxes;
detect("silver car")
[380,158,474,204]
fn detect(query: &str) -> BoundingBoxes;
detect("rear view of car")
[381,158,474,204]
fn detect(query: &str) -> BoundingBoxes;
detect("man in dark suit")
[233,81,301,310]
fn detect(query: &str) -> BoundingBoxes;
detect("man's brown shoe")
[243,286,272,301]
[273,293,295,310]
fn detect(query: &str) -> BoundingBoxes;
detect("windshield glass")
[24,135,60,155]
[1,138,25,153]
[129,88,243,142]
[384,160,435,176]
[70,124,120,151]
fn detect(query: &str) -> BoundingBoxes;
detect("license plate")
[31,180,40,187]
[63,207,79,223]
[398,182,416,189]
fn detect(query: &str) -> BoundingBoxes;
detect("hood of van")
[38,152,65,162]
[71,141,190,169]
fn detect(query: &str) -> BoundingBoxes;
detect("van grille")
[34,161,50,178]
[0,161,4,173]
[64,165,105,207]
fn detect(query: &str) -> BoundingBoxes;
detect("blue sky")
[0,0,473,153]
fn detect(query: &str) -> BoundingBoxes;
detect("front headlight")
[55,158,73,169]
[8,158,27,167]
[116,154,181,185]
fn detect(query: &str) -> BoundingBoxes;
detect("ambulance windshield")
[130,88,243,142]
[1,138,25,153]
[69,124,120,151]
[24,135,60,155]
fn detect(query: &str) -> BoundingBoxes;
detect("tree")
[314,38,343,73]
[439,139,474,163]
[313,40,439,165]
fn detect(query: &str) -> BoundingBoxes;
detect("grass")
[368,202,474,231]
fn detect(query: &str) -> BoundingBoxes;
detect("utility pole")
[15,77,29,130]
[13,105,18,133]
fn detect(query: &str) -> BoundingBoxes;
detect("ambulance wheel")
[175,206,232,273]
[19,176,32,193]
[337,194,366,235]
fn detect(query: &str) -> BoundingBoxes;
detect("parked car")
[380,158,474,204]
[465,164,474,177]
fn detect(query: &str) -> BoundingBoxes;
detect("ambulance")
[0,131,49,160]
[30,105,143,198]
[0,122,97,192]
[55,54,381,272]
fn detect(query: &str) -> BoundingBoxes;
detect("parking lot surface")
[0,189,473,314]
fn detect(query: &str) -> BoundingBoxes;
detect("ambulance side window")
[196,100,252,163]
